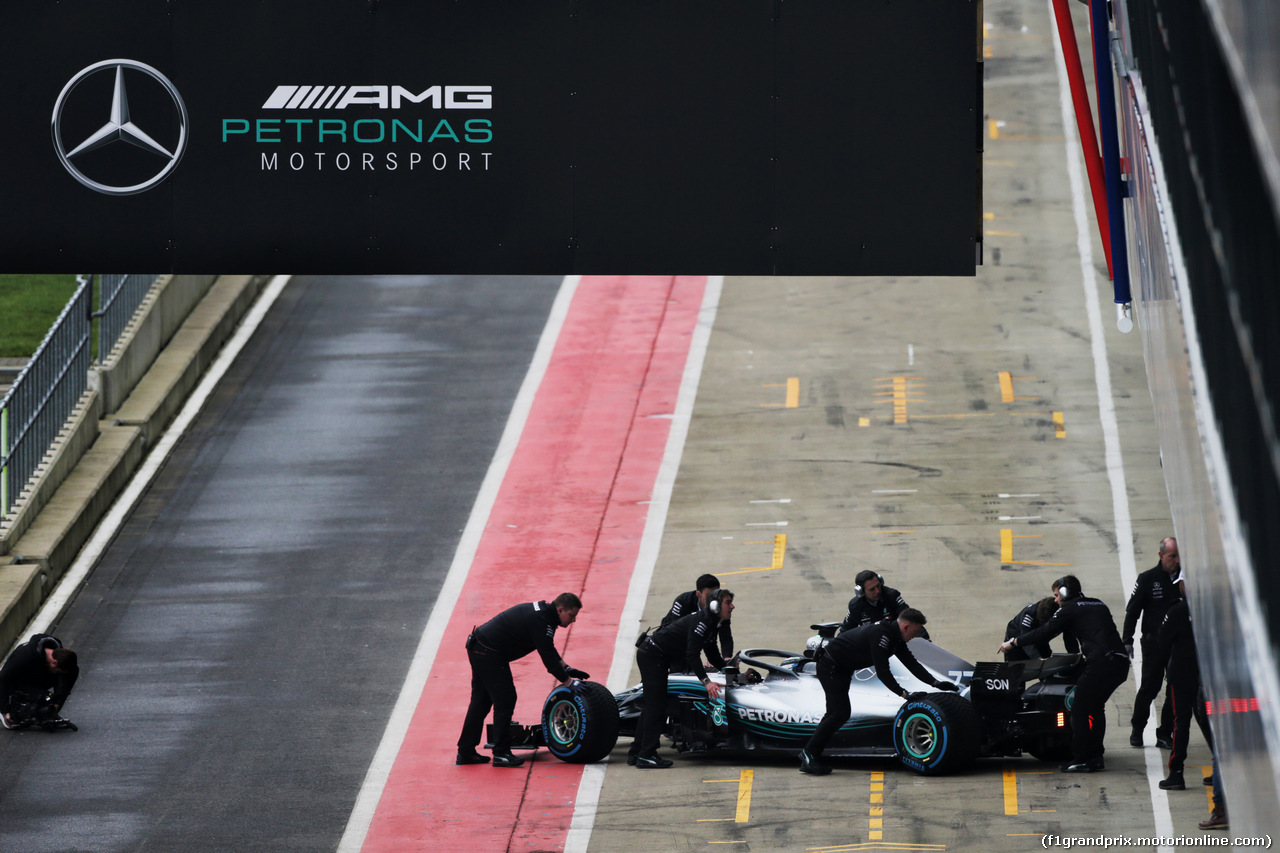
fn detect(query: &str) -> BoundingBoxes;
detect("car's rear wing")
[969,654,1085,702]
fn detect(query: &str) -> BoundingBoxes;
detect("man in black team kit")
[456,593,589,767]
[1123,537,1181,748]
[800,609,957,775]
[662,573,733,663]
[1003,597,1079,661]
[1155,572,1213,790]
[0,633,79,729]
[839,571,911,633]
[999,575,1130,772]
[630,589,735,768]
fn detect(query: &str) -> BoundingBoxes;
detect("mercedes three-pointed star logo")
[51,59,189,196]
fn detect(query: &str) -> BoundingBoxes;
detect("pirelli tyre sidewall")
[541,680,620,764]
[892,693,982,775]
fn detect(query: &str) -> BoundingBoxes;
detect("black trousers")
[457,646,518,751]
[1072,654,1130,764]
[631,648,671,757]
[1131,637,1173,735]
[805,656,853,758]
[1167,680,1213,774]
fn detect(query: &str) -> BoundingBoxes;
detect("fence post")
[1,405,8,519]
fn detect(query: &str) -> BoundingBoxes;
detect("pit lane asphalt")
[0,275,563,853]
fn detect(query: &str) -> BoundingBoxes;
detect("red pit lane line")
[360,275,708,853]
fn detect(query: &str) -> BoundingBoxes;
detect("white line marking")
[565,276,723,853]
[998,493,1041,498]
[337,275,582,853]
[745,521,788,527]
[1049,5,1171,845]
[908,343,915,366]
[12,275,293,651]
[998,516,1042,521]
[749,498,791,504]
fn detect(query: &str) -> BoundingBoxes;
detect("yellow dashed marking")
[874,376,924,424]
[762,377,800,408]
[722,534,786,576]
[1001,529,1072,566]
[700,770,753,825]
[998,371,1040,402]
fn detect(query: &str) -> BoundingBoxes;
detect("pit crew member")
[456,593,588,767]
[802,609,956,775]
[1003,597,1079,661]
[630,589,734,769]
[999,575,1129,772]
[1155,572,1212,790]
[661,573,733,661]
[1123,536,1181,748]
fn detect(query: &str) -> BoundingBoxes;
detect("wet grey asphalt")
[0,276,563,853]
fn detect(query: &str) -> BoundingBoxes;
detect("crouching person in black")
[629,589,734,769]
[1003,597,1079,661]
[456,593,588,767]
[998,575,1129,772]
[801,609,957,775]
[1,633,79,730]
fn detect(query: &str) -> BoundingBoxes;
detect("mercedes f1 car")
[492,624,1082,775]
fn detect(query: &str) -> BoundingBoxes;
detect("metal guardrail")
[96,274,159,363]
[1,278,91,521]
[1,274,160,521]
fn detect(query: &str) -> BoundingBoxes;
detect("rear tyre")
[541,680,620,763]
[892,693,982,775]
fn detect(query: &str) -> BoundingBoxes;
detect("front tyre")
[892,693,982,775]
[541,681,620,763]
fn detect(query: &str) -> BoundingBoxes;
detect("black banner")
[5,0,980,274]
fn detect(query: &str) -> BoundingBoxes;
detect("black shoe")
[1129,730,1143,747]
[1155,735,1173,750]
[1159,772,1186,790]
[492,751,526,768]
[1088,757,1105,771]
[626,752,638,766]
[634,753,674,769]
[1060,762,1095,773]
[455,749,491,766]
[799,750,832,776]
[1203,774,1214,786]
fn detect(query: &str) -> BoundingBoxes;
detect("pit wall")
[1116,0,1280,830]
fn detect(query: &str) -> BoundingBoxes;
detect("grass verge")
[0,275,85,358]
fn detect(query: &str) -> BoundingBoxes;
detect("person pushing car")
[998,575,1129,773]
[456,593,589,767]
[629,588,734,769]
[800,609,957,775]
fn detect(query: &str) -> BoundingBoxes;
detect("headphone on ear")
[1054,575,1080,600]
[1059,586,1070,598]
[708,588,733,615]
[854,571,884,596]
